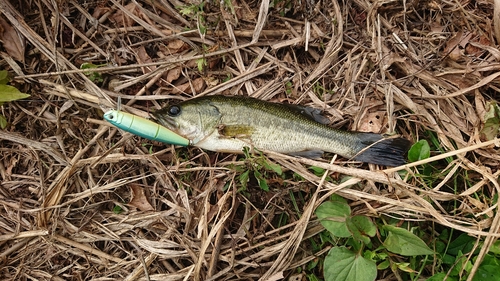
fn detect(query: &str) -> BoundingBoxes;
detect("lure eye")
[168,105,181,116]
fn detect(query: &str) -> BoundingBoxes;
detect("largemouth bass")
[153,95,411,166]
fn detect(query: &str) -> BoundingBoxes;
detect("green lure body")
[104,109,190,146]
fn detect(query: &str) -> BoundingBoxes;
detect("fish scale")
[153,95,411,166]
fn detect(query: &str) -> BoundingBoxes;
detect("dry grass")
[0,0,499,280]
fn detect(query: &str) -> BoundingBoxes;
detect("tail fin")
[353,133,411,166]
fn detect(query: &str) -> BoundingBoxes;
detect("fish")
[152,95,411,166]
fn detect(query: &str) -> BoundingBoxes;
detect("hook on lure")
[103,98,189,146]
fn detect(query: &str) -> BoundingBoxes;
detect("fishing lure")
[103,109,190,146]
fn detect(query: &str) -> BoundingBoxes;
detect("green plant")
[426,232,500,281]
[178,2,207,35]
[80,63,105,83]
[480,101,500,140]
[0,70,30,129]
[316,194,434,281]
[233,147,283,192]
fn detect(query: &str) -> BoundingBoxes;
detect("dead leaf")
[475,90,487,123]
[440,73,478,89]
[494,0,500,44]
[380,44,405,70]
[5,155,18,177]
[480,101,500,141]
[172,78,205,94]
[110,3,140,27]
[92,6,111,19]
[443,31,473,61]
[167,39,187,53]
[0,16,25,62]
[164,67,181,83]
[358,111,386,133]
[129,184,154,211]
[135,46,154,74]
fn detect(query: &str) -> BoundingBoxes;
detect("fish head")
[152,98,221,144]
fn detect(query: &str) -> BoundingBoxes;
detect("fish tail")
[352,133,411,166]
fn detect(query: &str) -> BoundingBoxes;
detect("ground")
[0,0,499,280]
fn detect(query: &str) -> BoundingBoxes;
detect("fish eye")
[168,105,181,116]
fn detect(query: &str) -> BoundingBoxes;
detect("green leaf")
[0,84,30,102]
[254,170,269,191]
[490,239,500,255]
[480,102,500,140]
[473,254,500,281]
[346,215,376,244]
[80,63,104,82]
[0,70,9,84]
[196,58,207,72]
[309,166,325,176]
[316,201,351,237]
[408,140,430,162]
[377,259,390,270]
[426,272,458,281]
[324,247,377,281]
[113,205,123,214]
[80,62,100,69]
[447,233,476,255]
[239,170,250,190]
[449,250,469,276]
[0,114,7,129]
[383,225,434,256]
[262,160,282,175]
[242,146,251,159]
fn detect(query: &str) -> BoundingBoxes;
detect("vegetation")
[0,0,499,280]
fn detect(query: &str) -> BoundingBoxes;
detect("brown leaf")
[164,67,181,83]
[92,6,111,19]
[135,46,154,74]
[494,0,500,44]
[129,184,154,211]
[167,39,187,53]
[443,31,472,61]
[110,3,140,27]
[0,16,25,62]
[172,78,205,94]
[358,111,385,133]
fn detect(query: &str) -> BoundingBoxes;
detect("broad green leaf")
[346,215,376,245]
[254,170,269,191]
[408,140,430,162]
[324,247,377,281]
[239,170,250,190]
[262,160,282,175]
[472,254,500,281]
[377,259,390,270]
[449,250,470,277]
[0,84,30,102]
[316,201,351,237]
[0,114,7,129]
[383,225,434,256]
[0,70,9,84]
[490,239,500,255]
[309,166,325,176]
[330,194,348,204]
[447,233,476,255]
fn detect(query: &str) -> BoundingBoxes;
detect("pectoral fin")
[219,125,254,139]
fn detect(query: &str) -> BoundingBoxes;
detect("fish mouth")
[151,112,177,130]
